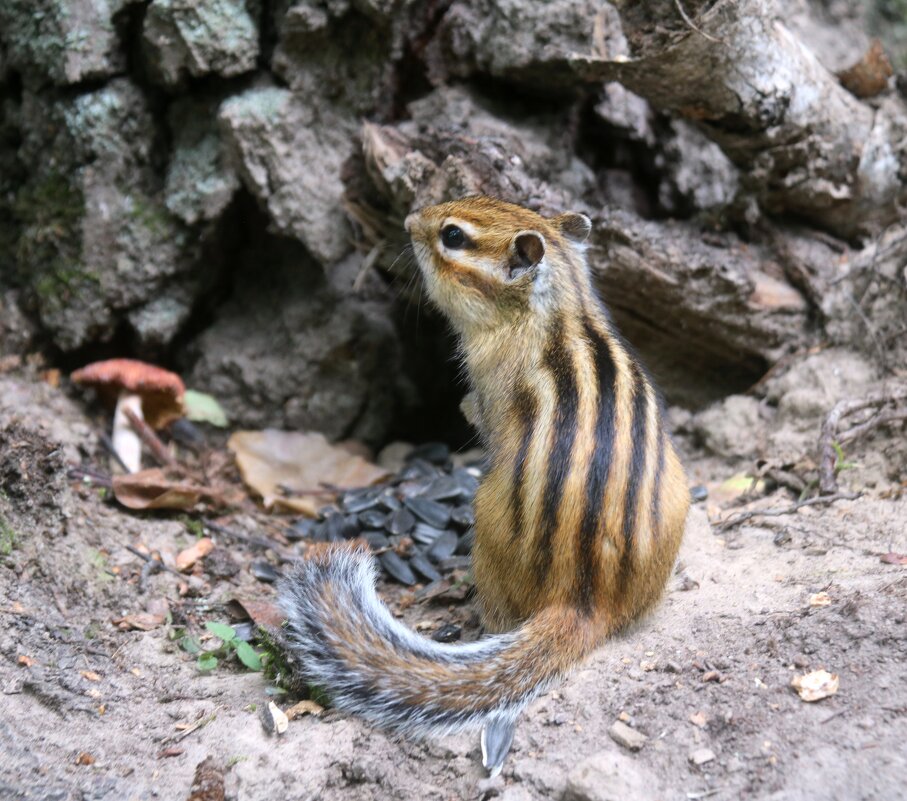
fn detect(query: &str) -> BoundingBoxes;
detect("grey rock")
[689,747,716,766]
[563,750,661,801]
[0,0,127,87]
[219,86,354,265]
[14,79,196,351]
[142,0,259,86]
[185,237,400,443]
[165,97,240,226]
[607,720,647,752]
[425,0,628,89]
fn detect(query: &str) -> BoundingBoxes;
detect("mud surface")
[0,368,905,801]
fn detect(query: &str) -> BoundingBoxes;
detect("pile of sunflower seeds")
[287,443,481,585]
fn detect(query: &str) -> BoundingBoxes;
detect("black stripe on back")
[536,315,579,587]
[619,365,649,590]
[509,384,539,544]
[575,318,617,613]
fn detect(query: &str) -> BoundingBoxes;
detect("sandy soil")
[0,368,905,801]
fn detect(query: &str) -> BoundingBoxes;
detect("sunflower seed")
[287,518,317,541]
[410,552,442,583]
[406,442,450,465]
[426,531,458,562]
[386,507,415,536]
[412,523,445,545]
[362,530,390,550]
[251,560,279,583]
[359,510,387,529]
[379,551,417,585]
[432,623,462,643]
[439,555,472,571]
[450,505,475,528]
[405,497,451,529]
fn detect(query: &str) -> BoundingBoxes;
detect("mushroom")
[71,359,185,473]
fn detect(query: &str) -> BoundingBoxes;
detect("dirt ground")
[0,365,905,801]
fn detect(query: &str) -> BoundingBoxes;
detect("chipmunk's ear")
[556,212,592,243]
[507,230,545,281]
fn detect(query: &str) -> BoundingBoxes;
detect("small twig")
[67,466,113,489]
[125,544,182,580]
[99,432,131,474]
[123,407,178,468]
[202,519,298,563]
[819,387,907,494]
[714,492,861,532]
[672,0,721,43]
[164,712,218,744]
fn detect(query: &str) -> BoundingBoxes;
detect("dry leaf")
[17,654,36,667]
[112,612,166,631]
[113,468,204,511]
[80,670,101,682]
[176,537,215,572]
[791,669,839,702]
[228,430,389,515]
[224,597,285,629]
[268,701,289,734]
[285,699,324,720]
[75,752,95,766]
[809,591,832,607]
[837,39,893,98]
[880,552,907,565]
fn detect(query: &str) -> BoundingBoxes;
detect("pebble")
[608,720,647,751]
[690,484,709,502]
[565,750,661,801]
[689,747,716,766]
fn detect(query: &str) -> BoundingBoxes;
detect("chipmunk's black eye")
[440,225,466,249]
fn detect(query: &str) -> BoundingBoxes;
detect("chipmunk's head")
[405,196,591,332]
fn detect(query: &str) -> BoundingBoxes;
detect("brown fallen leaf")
[837,39,893,98]
[75,752,95,766]
[80,670,101,682]
[17,654,36,667]
[285,699,324,720]
[228,430,389,515]
[791,669,839,702]
[158,747,184,758]
[224,597,285,629]
[112,611,166,631]
[113,468,206,511]
[880,552,907,565]
[176,537,215,572]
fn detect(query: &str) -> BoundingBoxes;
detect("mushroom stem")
[112,393,144,473]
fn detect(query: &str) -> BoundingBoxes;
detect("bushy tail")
[278,545,601,747]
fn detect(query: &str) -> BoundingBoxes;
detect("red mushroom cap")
[71,358,185,428]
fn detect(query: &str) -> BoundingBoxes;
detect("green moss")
[0,514,17,556]
[13,173,97,309]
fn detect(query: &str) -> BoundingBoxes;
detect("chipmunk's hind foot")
[481,714,517,777]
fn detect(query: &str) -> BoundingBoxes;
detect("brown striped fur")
[279,197,689,773]
[406,196,689,633]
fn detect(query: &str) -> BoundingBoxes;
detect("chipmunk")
[279,196,690,775]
